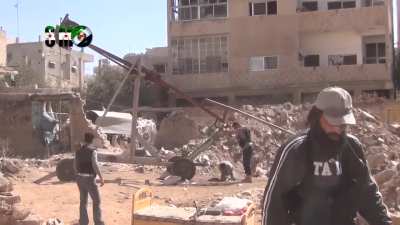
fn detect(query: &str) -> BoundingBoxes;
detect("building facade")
[7,41,93,90]
[0,28,6,67]
[166,0,395,104]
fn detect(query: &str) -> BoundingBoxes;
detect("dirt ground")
[12,163,265,225]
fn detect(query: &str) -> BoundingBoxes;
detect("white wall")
[300,31,363,65]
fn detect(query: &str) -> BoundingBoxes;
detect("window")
[171,35,228,75]
[249,56,278,71]
[362,0,384,7]
[153,64,166,73]
[328,54,357,65]
[365,43,386,64]
[249,0,277,16]
[172,0,227,21]
[6,53,12,63]
[267,0,277,15]
[48,61,56,69]
[301,1,318,11]
[328,0,356,9]
[304,55,320,67]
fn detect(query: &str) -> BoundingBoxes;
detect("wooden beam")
[122,106,183,112]
[130,60,142,162]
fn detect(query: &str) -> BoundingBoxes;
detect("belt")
[77,173,95,177]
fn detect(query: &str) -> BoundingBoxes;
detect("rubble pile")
[185,100,400,211]
[0,173,44,225]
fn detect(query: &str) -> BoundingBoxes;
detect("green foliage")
[86,65,168,110]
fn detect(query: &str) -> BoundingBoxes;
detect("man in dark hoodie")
[262,87,391,225]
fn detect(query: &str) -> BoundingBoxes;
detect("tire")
[56,158,76,182]
[167,156,196,180]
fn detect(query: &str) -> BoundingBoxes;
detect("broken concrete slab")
[0,174,12,192]
[155,111,200,149]
[11,204,31,221]
[14,213,43,225]
[374,169,396,186]
[161,176,181,185]
[0,192,21,205]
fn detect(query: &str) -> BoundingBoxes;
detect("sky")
[0,0,168,74]
[0,0,398,75]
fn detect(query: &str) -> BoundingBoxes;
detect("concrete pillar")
[228,95,236,105]
[168,94,177,107]
[292,91,302,105]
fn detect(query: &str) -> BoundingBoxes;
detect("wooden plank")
[33,171,57,184]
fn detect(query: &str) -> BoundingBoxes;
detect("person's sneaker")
[241,176,252,183]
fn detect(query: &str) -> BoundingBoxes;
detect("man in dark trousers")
[74,133,105,225]
[233,122,253,183]
[262,87,391,225]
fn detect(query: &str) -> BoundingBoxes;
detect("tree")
[85,64,168,111]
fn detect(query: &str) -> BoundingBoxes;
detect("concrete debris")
[45,218,63,225]
[367,153,388,171]
[155,111,200,149]
[14,213,43,225]
[1,158,21,174]
[0,174,48,225]
[11,204,31,221]
[0,174,12,192]
[161,176,182,186]
[0,192,21,205]
[159,148,176,160]
[134,166,145,173]
[374,169,397,186]
[177,102,400,211]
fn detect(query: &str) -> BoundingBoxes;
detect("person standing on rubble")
[262,87,392,225]
[232,122,253,183]
[74,133,105,225]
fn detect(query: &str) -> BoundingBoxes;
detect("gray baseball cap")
[314,87,356,125]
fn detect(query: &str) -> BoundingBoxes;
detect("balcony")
[299,5,386,33]
[166,64,391,93]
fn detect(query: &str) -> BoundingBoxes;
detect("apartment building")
[166,0,396,105]
[7,41,93,90]
[124,47,169,75]
[0,28,18,87]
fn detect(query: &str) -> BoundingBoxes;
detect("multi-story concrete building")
[0,28,18,87]
[166,0,396,105]
[7,40,93,90]
[124,47,169,75]
[0,28,6,67]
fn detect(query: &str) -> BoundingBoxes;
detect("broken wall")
[0,95,44,157]
[70,97,107,152]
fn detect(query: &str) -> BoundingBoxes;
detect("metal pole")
[100,60,138,121]
[16,1,19,39]
[130,59,142,162]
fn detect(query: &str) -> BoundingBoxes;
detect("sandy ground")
[12,163,265,225]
